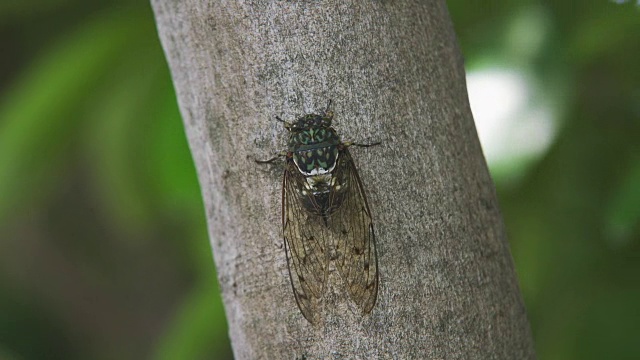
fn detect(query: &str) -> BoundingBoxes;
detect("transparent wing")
[329,148,379,314]
[282,161,330,323]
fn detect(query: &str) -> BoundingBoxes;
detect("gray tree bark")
[151,1,536,359]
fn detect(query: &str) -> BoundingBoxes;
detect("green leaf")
[154,284,232,360]
[83,53,163,236]
[0,12,146,227]
[605,157,640,247]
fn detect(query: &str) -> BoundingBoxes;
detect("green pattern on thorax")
[290,126,341,175]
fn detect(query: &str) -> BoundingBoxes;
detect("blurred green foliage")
[450,2,640,360]
[0,1,231,359]
[0,0,638,359]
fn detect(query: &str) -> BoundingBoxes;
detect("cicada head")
[290,111,333,132]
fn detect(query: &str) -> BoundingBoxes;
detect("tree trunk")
[151,1,536,358]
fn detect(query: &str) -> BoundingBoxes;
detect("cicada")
[257,101,379,323]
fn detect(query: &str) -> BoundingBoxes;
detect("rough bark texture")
[151,1,536,359]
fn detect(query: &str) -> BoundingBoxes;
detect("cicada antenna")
[325,99,332,113]
[276,115,292,130]
[323,99,334,125]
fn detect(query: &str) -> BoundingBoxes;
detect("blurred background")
[0,0,638,359]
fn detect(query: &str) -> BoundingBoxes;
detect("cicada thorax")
[288,125,348,221]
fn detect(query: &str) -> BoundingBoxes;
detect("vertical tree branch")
[151,0,535,358]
